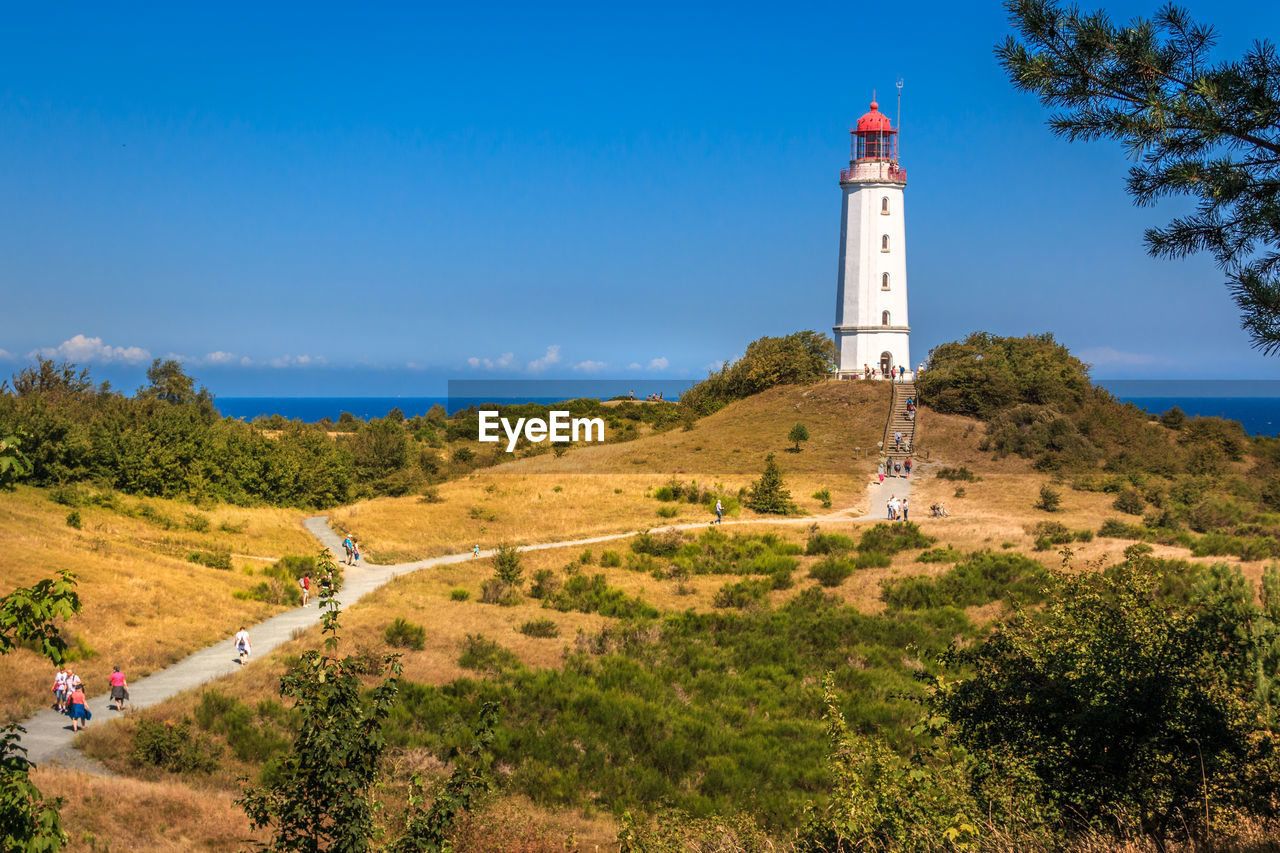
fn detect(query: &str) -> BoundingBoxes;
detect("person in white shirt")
[234,627,251,663]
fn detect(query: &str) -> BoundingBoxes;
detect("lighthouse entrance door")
[880,351,892,376]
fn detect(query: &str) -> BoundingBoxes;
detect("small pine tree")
[788,422,810,452]
[492,544,524,588]
[1035,484,1062,513]
[746,454,797,515]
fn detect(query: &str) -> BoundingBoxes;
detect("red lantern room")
[853,99,896,161]
[840,96,906,184]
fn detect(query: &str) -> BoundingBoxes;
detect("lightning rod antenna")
[896,78,903,161]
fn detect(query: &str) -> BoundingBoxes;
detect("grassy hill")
[329,381,889,562]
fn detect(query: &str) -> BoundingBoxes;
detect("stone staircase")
[881,380,917,469]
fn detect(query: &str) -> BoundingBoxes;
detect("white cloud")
[647,356,669,371]
[0,349,14,362]
[627,362,642,370]
[1077,346,1166,367]
[267,354,326,368]
[573,360,608,373]
[527,345,562,373]
[467,352,515,370]
[33,334,151,365]
[203,351,237,365]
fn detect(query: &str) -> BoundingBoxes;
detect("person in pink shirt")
[109,666,129,710]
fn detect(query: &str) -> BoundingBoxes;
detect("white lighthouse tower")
[833,96,910,378]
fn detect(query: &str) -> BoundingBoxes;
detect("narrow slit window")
[881,272,890,290]
[882,310,891,326]
[881,234,890,252]
[881,196,890,214]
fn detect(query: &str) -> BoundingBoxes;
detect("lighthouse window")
[882,273,890,290]
[882,310,891,326]
[881,197,890,214]
[881,235,890,252]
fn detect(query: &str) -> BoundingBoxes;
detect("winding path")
[19,475,924,771]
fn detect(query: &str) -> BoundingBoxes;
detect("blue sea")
[215,391,1280,436]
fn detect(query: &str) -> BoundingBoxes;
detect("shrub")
[600,550,622,567]
[657,505,678,518]
[954,487,966,498]
[1035,484,1062,513]
[805,531,856,556]
[193,690,291,764]
[130,716,221,774]
[745,454,798,515]
[384,617,426,651]
[1030,521,1093,551]
[916,547,963,564]
[579,549,594,565]
[479,579,522,607]
[812,488,832,509]
[450,588,471,602]
[457,634,519,673]
[529,568,561,599]
[854,551,892,569]
[545,574,658,619]
[857,522,935,555]
[713,579,770,608]
[188,549,233,571]
[882,552,1050,611]
[631,531,683,558]
[519,618,560,638]
[680,330,836,416]
[184,512,211,532]
[1099,519,1149,540]
[1113,489,1146,515]
[809,557,856,587]
[935,466,981,482]
[235,579,302,606]
[65,510,81,529]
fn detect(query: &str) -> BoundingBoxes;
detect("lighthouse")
[833,97,910,378]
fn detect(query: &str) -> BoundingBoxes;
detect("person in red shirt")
[68,685,90,731]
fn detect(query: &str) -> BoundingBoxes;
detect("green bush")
[1099,519,1150,540]
[529,568,561,599]
[457,634,520,673]
[916,547,964,564]
[235,579,302,606]
[65,510,81,529]
[450,588,471,602]
[805,531,855,555]
[491,544,524,589]
[519,618,560,638]
[545,574,658,619]
[1113,489,1146,515]
[857,522,935,555]
[193,690,292,765]
[384,617,427,651]
[713,579,770,609]
[1031,521,1093,551]
[935,466,982,482]
[131,716,221,774]
[188,549,232,571]
[600,550,622,567]
[854,551,892,570]
[631,531,683,557]
[680,330,836,416]
[657,505,678,518]
[184,512,211,532]
[811,488,832,509]
[808,557,855,587]
[579,549,594,565]
[1035,484,1062,512]
[882,552,1050,611]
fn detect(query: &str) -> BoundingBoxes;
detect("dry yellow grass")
[331,381,889,562]
[31,766,260,851]
[0,486,313,722]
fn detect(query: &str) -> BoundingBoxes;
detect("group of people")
[886,494,909,521]
[52,664,129,732]
[905,397,916,422]
[877,457,911,481]
[341,535,361,566]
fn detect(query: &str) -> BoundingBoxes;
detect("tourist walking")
[902,499,909,521]
[714,499,723,524]
[234,626,252,663]
[109,666,129,710]
[904,458,912,477]
[894,431,903,451]
[341,536,353,565]
[52,666,69,712]
[894,459,902,477]
[299,574,311,606]
[351,538,361,565]
[472,544,480,558]
[887,495,897,520]
[877,461,885,483]
[68,683,90,731]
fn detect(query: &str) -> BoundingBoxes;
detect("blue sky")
[3,0,1277,396]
